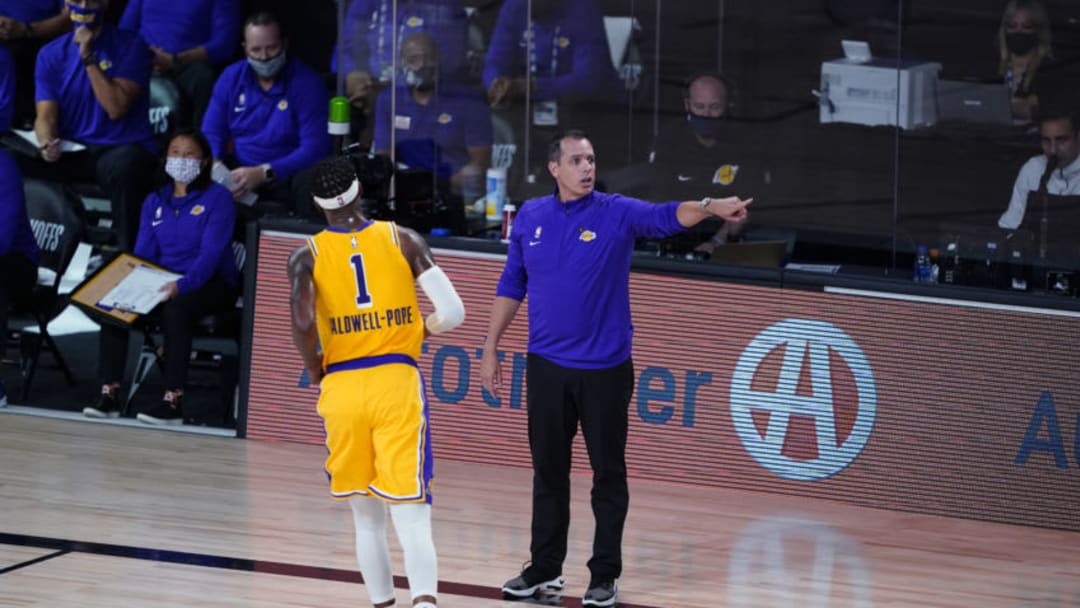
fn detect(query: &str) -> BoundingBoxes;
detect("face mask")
[165,157,203,185]
[1006,32,1038,56]
[248,52,287,79]
[687,113,725,140]
[68,3,102,28]
[404,66,437,91]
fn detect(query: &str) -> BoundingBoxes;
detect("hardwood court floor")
[2,412,1079,607]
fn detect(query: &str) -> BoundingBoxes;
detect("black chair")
[125,242,246,425]
[7,179,85,401]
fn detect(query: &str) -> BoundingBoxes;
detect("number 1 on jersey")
[350,253,373,308]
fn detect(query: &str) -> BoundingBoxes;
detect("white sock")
[389,502,438,601]
[349,497,396,605]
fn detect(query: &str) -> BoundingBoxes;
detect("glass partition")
[896,0,1080,292]
[328,0,1080,294]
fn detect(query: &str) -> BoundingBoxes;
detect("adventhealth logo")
[1015,391,1080,468]
[730,319,878,481]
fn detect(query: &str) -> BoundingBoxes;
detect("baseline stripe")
[0,532,660,607]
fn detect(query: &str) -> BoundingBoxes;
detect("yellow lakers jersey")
[308,221,424,368]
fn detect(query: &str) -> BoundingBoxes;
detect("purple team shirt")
[497,191,684,369]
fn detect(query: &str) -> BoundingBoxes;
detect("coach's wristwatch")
[700,197,712,211]
[261,163,276,182]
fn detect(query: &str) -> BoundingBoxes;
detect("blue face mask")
[68,3,103,28]
[687,113,726,139]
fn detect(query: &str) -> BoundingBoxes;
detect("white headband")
[312,178,360,210]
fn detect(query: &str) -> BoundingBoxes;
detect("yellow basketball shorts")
[317,362,433,503]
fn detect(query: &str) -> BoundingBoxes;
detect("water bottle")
[981,241,1000,288]
[501,202,517,243]
[328,96,350,136]
[485,168,507,222]
[913,245,932,283]
[941,242,959,284]
[1009,248,1028,291]
[928,247,941,283]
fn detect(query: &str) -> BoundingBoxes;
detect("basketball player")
[288,158,465,608]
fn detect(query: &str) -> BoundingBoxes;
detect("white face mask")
[165,157,203,185]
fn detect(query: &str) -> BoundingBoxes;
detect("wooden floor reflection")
[2,412,1078,607]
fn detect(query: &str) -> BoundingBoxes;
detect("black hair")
[1036,104,1079,132]
[161,128,214,191]
[547,129,589,163]
[244,11,285,39]
[311,157,361,202]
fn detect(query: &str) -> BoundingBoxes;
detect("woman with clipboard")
[83,128,238,425]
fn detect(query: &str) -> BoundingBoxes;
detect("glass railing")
[329,0,1080,295]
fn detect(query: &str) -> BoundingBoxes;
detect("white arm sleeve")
[416,266,465,334]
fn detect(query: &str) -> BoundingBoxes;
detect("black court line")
[0,549,71,575]
[0,532,656,608]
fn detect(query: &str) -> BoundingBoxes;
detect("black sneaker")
[83,385,121,418]
[137,391,183,426]
[501,564,565,599]
[582,579,618,607]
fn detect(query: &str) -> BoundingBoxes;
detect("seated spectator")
[26,0,156,252]
[0,0,70,127]
[0,150,41,407]
[83,128,238,425]
[648,74,769,255]
[341,0,468,143]
[202,11,331,218]
[998,108,1080,230]
[996,0,1053,122]
[374,32,491,233]
[482,0,618,181]
[119,0,241,128]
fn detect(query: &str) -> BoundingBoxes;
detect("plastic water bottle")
[485,168,507,222]
[913,245,932,282]
[941,242,959,284]
[928,247,941,283]
[1009,248,1028,291]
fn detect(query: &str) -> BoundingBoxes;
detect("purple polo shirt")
[0,45,13,132]
[340,0,467,80]
[202,57,331,180]
[119,0,240,65]
[34,24,154,147]
[496,190,683,368]
[482,0,617,101]
[374,83,491,179]
[0,151,41,264]
[0,0,63,23]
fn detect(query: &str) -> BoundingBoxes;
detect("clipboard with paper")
[70,253,183,326]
